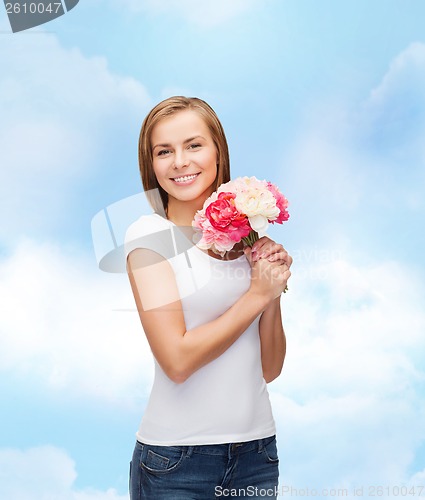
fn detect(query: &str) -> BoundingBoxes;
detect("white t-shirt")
[124,212,276,445]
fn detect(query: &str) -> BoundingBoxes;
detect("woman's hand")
[251,236,292,266]
[244,236,292,299]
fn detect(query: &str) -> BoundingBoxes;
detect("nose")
[173,148,189,169]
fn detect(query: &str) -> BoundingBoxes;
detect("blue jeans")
[129,435,279,499]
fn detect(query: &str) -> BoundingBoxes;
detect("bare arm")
[259,297,286,383]
[245,237,292,383]
[127,248,288,384]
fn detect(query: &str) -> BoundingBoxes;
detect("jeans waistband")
[137,435,275,459]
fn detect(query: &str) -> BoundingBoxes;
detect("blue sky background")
[1,1,425,498]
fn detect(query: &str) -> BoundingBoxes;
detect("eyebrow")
[152,135,206,151]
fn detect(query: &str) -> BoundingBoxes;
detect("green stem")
[242,230,259,248]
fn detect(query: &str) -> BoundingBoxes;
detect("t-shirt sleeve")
[124,215,177,262]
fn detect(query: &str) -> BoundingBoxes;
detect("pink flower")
[205,192,251,242]
[192,176,290,256]
[266,182,290,224]
[192,210,235,257]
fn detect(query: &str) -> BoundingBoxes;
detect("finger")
[252,236,273,252]
[254,244,284,261]
[251,240,268,258]
[243,246,253,266]
[271,266,290,286]
[264,248,287,262]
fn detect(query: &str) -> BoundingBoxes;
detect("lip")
[170,172,201,185]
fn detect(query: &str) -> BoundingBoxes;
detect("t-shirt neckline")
[152,212,246,263]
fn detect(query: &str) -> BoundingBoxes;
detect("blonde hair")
[138,96,230,214]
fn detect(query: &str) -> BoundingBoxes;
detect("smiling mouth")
[171,173,200,183]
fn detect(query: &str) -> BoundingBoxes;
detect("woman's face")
[151,110,218,208]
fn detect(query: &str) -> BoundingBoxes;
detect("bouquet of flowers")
[192,176,289,257]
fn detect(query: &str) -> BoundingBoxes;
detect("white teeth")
[173,174,198,183]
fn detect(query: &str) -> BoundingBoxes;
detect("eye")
[157,149,171,156]
[189,143,201,150]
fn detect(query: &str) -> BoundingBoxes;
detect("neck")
[166,198,203,226]
[166,189,213,226]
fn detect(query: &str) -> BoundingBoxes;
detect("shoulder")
[125,213,168,240]
[124,213,174,260]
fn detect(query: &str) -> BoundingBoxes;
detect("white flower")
[248,215,269,235]
[233,177,279,219]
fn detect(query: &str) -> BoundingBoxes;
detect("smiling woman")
[138,96,231,221]
[150,111,219,222]
[125,96,292,499]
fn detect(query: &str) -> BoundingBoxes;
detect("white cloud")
[1,239,424,493]
[0,33,151,244]
[283,257,425,394]
[0,237,153,404]
[359,41,425,165]
[272,393,424,493]
[111,0,270,28]
[1,35,424,496]
[281,43,425,255]
[0,446,128,500]
[269,43,425,493]
[409,468,425,487]
[280,114,367,247]
[268,254,425,491]
[367,42,425,117]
